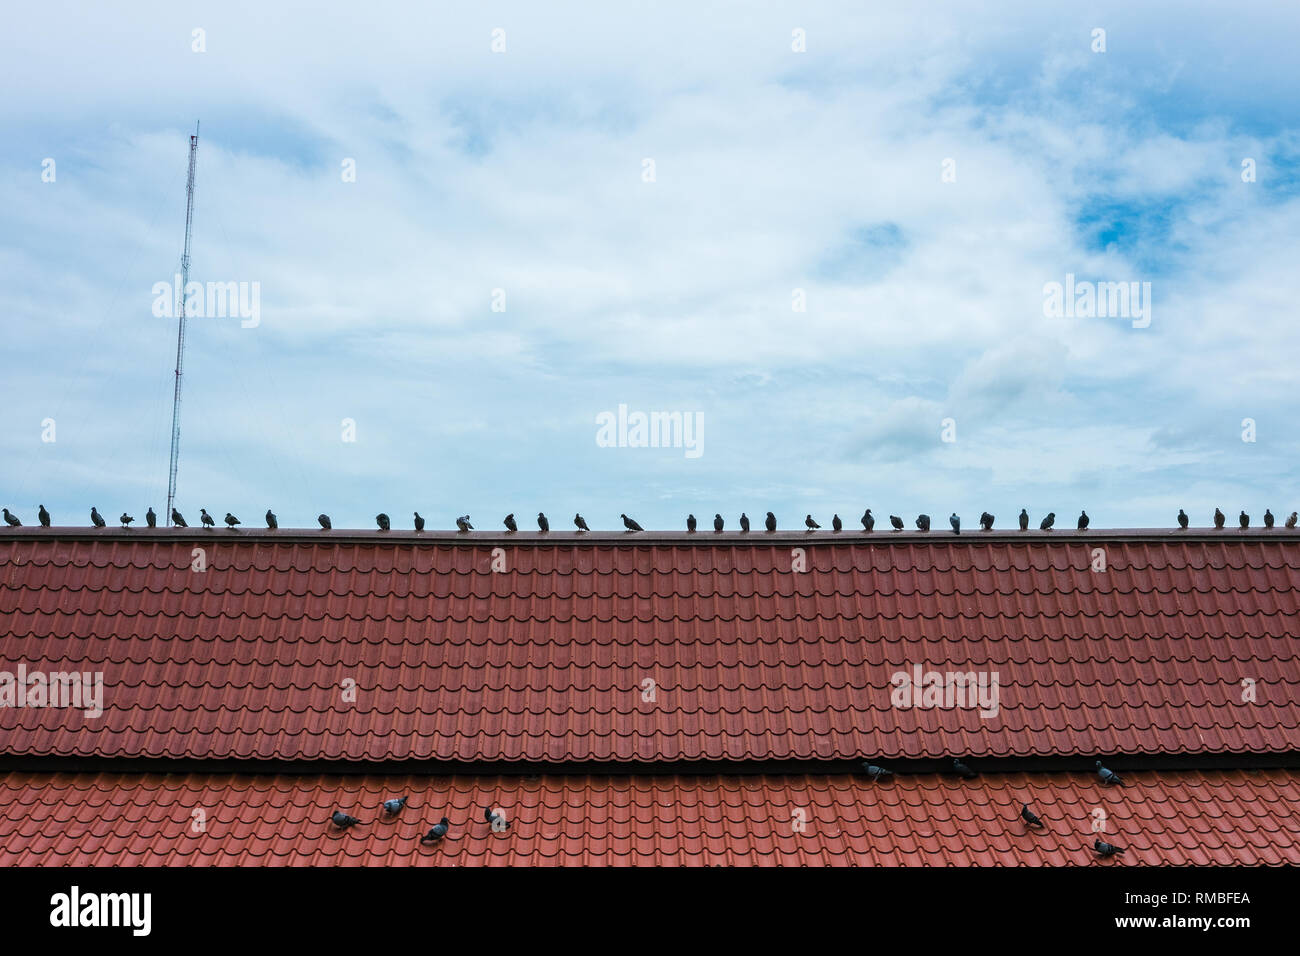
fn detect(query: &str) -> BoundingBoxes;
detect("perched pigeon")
[376,513,391,531]
[172,508,187,528]
[889,515,904,532]
[861,509,875,532]
[536,512,549,533]
[861,762,893,782]
[382,796,408,815]
[1096,760,1124,786]
[687,514,697,533]
[265,509,277,530]
[832,514,842,532]
[765,512,777,533]
[1094,838,1125,857]
[1039,512,1055,531]
[40,505,52,528]
[915,514,930,532]
[318,514,332,530]
[119,513,134,528]
[330,811,362,829]
[1214,508,1226,529]
[1239,510,1249,529]
[1020,803,1044,829]
[805,514,819,531]
[714,514,724,532]
[484,807,511,830]
[420,817,452,843]
[1264,509,1275,529]
[739,513,750,533]
[949,513,960,535]
[574,513,590,532]
[225,512,240,529]
[457,515,474,532]
[200,508,215,529]
[1018,508,1029,531]
[413,512,425,532]
[622,514,644,533]
[950,757,977,779]
[91,507,106,528]
[1178,509,1189,529]
[979,512,994,531]
[503,513,518,533]
[2,508,20,527]
[1288,512,1298,529]
[1077,510,1089,531]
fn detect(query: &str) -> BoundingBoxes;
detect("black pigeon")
[714,514,724,532]
[330,811,361,829]
[1020,803,1044,829]
[861,509,875,532]
[574,513,590,532]
[1178,509,1189,529]
[1239,510,1249,529]
[949,513,960,535]
[861,762,893,782]
[1214,508,1225,529]
[1039,512,1055,531]
[765,512,777,532]
[504,513,518,533]
[1094,838,1125,857]
[950,757,977,779]
[265,509,277,530]
[1096,760,1124,786]
[622,514,644,532]
[484,807,511,830]
[536,512,548,533]
[1077,510,1089,530]
[382,797,408,815]
[2,508,20,527]
[832,514,842,532]
[1018,508,1029,531]
[805,515,819,531]
[1264,509,1275,529]
[979,512,994,531]
[318,514,331,530]
[225,512,240,529]
[687,514,697,533]
[420,817,452,843]
[40,505,52,528]
[90,507,106,528]
[200,508,215,529]
[119,513,134,528]
[889,515,904,531]
[456,515,473,532]
[376,513,390,531]
[172,508,187,528]
[739,513,750,532]
[915,514,930,532]
[413,512,425,532]
[1287,512,1298,529]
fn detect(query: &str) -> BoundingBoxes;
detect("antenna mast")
[166,122,199,525]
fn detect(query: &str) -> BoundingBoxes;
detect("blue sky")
[2,1,1298,531]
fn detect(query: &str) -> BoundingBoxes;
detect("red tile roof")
[2,532,1299,762]
[0,769,1295,866]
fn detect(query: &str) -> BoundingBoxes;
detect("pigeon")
[1239,510,1249,529]
[805,515,819,531]
[119,513,134,528]
[979,512,994,531]
[1096,760,1124,786]
[536,512,548,533]
[687,514,697,533]
[420,817,452,843]
[225,512,240,529]
[574,513,590,532]
[950,757,977,779]
[484,807,511,830]
[889,515,904,532]
[949,513,960,535]
[200,508,215,529]
[765,512,777,533]
[1039,512,1055,531]
[330,811,362,829]
[832,514,842,532]
[504,513,519,533]
[413,512,425,532]
[456,515,473,532]
[265,509,277,530]
[622,514,644,533]
[1288,512,1298,529]
[91,507,106,528]
[739,513,750,533]
[861,509,875,532]
[861,762,893,782]
[40,505,52,528]
[1264,509,1275,529]
[1018,508,1029,531]
[172,508,187,528]
[376,513,391,531]
[1214,508,1226,529]
[915,514,930,532]
[2,508,20,527]
[382,796,408,815]
[1094,838,1125,857]
[318,514,332,530]
[1077,510,1089,531]
[1178,509,1189,529]
[1020,804,1044,829]
[714,514,724,532]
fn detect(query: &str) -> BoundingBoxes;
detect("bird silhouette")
[119,513,134,528]
[376,513,391,531]
[330,811,362,829]
[40,505,52,528]
[265,509,277,530]
[318,514,332,530]
[420,817,452,843]
[2,508,20,527]
[950,757,977,779]
[456,515,473,532]
[1239,510,1249,529]
[714,514,724,532]
[740,513,750,532]
[225,513,240,529]
[574,513,590,532]
[504,513,518,532]
[1077,510,1089,530]
[915,514,930,532]
[90,507,106,528]
[687,514,697,533]
[1096,761,1124,786]
[1039,512,1055,531]
[765,512,777,533]
[889,515,904,531]
[172,508,187,528]
[805,515,819,531]
[622,514,644,532]
[1019,508,1029,531]
[1264,509,1275,529]
[861,509,875,532]
[832,514,842,532]
[1214,508,1226,529]
[200,509,215,529]
[1093,838,1125,858]
[979,512,994,531]
[1287,512,1298,529]
[536,512,549,533]
[1020,804,1044,829]
[413,512,425,532]
[949,513,960,535]
[1178,509,1189,529]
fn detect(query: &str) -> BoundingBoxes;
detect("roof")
[2,532,1299,762]
[1,769,1294,866]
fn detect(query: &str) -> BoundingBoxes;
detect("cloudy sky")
[2,1,1298,531]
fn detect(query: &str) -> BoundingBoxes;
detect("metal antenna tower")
[166,122,199,525]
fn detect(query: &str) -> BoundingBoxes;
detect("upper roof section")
[1,533,1298,763]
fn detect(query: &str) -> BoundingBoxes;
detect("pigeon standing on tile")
[915,514,930,532]
[457,515,474,532]
[979,512,994,531]
[1018,508,1029,531]
[1214,508,1226,529]
[420,817,452,843]
[376,513,391,531]
[1239,510,1249,529]
[318,513,332,530]
[119,513,134,528]
[765,512,777,532]
[739,513,750,532]
[413,512,425,532]
[1287,512,1298,529]
[861,509,874,532]
[200,509,215,529]
[40,505,52,528]
[1178,509,1189,529]
[861,762,893,781]
[504,513,518,533]
[805,515,819,531]
[225,512,240,529]
[1039,513,1055,531]
[1020,804,1045,829]
[950,757,977,779]
[330,811,362,829]
[949,513,960,535]
[832,514,842,532]
[1096,761,1124,786]
[2,508,20,527]
[1264,509,1275,529]
[91,507,106,528]
[622,514,644,533]
[714,514,724,532]
[172,508,187,527]
[1093,838,1125,857]
[536,512,548,533]
[265,509,277,530]
[889,515,904,532]
[687,514,697,533]
[484,807,511,830]
[574,513,590,532]
[1077,510,1089,530]
[382,796,408,815]
[144,507,155,528]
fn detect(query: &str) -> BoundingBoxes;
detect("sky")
[2,1,1299,532]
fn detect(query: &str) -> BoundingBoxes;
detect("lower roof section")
[1,769,1295,866]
